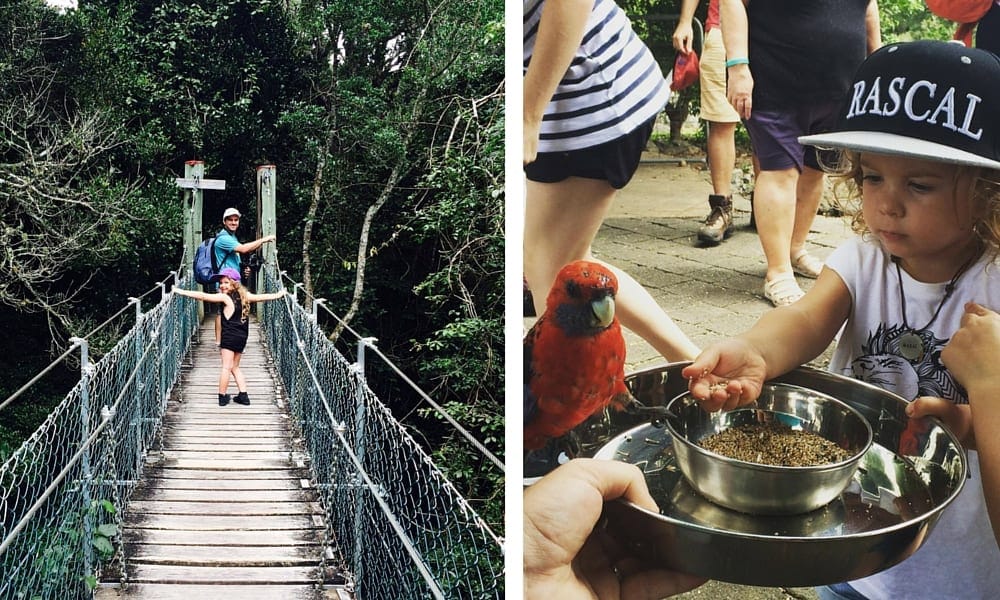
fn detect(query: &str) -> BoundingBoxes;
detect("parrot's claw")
[623,397,677,422]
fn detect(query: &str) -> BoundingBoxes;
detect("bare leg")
[232,352,248,392]
[707,121,736,196]
[219,348,236,394]
[790,166,825,257]
[524,177,699,361]
[524,177,611,317]
[752,167,799,282]
[215,313,221,345]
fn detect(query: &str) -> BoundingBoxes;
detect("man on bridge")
[210,207,277,346]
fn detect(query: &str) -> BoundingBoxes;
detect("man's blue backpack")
[193,237,220,285]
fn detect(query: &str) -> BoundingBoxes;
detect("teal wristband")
[725,57,749,68]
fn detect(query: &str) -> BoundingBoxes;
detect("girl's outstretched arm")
[174,287,227,303]
[247,289,288,303]
[684,269,852,411]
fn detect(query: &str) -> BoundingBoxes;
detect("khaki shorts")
[699,27,740,123]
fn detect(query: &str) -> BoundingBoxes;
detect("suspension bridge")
[0,165,504,599]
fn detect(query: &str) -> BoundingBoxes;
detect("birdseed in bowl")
[699,421,852,467]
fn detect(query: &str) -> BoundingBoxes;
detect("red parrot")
[524,261,632,450]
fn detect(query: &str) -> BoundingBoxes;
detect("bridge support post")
[176,161,226,322]
[355,337,378,375]
[181,161,206,322]
[351,336,378,579]
[256,165,277,293]
[129,297,145,471]
[312,298,326,322]
[69,336,96,580]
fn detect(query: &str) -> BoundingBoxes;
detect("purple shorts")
[744,102,841,172]
[524,117,655,189]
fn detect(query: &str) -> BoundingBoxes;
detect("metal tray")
[582,363,967,587]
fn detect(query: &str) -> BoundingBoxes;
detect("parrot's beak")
[590,294,615,328]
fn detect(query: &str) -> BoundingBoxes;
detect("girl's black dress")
[219,293,249,353]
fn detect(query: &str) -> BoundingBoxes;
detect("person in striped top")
[523,0,699,364]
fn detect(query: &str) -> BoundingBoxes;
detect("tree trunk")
[328,160,402,343]
[329,90,427,343]
[663,103,689,143]
[301,125,335,309]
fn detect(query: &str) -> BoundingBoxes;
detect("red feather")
[524,261,630,450]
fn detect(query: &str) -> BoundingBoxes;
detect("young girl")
[175,267,287,406]
[684,41,1000,598]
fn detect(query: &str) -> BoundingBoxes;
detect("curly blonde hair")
[227,279,250,323]
[823,150,1000,261]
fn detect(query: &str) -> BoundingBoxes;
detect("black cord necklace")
[892,253,978,363]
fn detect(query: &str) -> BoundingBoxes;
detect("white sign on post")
[174,177,227,190]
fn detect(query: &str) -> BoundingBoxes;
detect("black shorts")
[524,117,655,189]
[220,330,248,353]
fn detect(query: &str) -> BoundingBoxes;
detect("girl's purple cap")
[210,267,241,283]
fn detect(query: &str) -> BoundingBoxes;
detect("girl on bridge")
[174,267,288,406]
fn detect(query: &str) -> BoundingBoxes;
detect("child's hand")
[942,302,1000,398]
[906,397,974,449]
[680,339,767,412]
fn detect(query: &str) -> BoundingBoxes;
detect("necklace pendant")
[898,331,925,362]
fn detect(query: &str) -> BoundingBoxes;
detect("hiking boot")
[218,394,231,406]
[233,392,250,406]
[697,194,734,244]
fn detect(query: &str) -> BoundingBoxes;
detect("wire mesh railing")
[0,283,197,599]
[281,272,504,474]
[259,265,504,599]
[1,262,503,598]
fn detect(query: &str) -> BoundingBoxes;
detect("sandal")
[763,274,804,307]
[791,249,824,279]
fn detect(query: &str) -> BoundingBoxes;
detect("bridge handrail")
[260,264,503,598]
[0,275,173,416]
[277,269,503,472]
[268,283,448,598]
[0,274,195,597]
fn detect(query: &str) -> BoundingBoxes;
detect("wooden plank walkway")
[97,319,351,600]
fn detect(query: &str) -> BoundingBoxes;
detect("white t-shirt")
[826,236,1000,599]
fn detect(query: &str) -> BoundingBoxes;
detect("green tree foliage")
[1,0,503,534]
[279,0,504,528]
[878,0,953,42]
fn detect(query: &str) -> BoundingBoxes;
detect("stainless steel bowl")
[666,383,873,514]
[580,362,967,587]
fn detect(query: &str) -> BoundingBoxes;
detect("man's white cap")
[223,207,241,219]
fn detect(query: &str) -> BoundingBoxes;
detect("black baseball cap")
[800,40,1000,170]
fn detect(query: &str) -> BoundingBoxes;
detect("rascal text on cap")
[845,75,983,141]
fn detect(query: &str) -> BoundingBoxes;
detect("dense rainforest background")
[0,0,503,530]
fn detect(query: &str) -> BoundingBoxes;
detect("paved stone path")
[594,160,851,372]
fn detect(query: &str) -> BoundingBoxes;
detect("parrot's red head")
[545,261,619,336]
